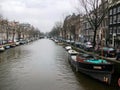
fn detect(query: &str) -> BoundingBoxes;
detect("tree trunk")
[93,27,97,48]
[6,28,9,43]
[12,33,15,42]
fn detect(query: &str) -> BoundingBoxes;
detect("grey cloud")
[0,0,76,33]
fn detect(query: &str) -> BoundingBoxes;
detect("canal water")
[0,39,118,90]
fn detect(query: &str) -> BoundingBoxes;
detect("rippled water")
[0,39,118,90]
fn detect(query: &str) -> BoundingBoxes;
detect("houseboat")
[68,52,114,84]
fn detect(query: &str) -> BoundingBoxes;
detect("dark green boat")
[68,52,114,84]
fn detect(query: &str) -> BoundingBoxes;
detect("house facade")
[82,15,94,43]
[108,1,120,48]
[63,13,81,42]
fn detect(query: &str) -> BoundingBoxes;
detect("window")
[109,27,112,34]
[113,8,116,14]
[113,27,116,34]
[109,16,112,24]
[109,9,113,15]
[117,26,120,34]
[113,15,117,24]
[118,6,120,13]
[118,14,120,23]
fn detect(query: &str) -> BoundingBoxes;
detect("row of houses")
[59,0,120,48]
[109,1,120,47]
[0,18,41,44]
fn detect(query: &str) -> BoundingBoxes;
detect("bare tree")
[78,0,109,48]
[11,21,19,42]
[49,21,63,38]
[2,19,9,42]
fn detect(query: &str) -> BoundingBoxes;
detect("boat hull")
[77,64,113,84]
[68,55,114,84]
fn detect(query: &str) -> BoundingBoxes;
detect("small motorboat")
[68,49,78,55]
[65,46,72,51]
[0,46,5,52]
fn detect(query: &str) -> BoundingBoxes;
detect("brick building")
[108,1,120,47]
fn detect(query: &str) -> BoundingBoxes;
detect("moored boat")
[69,53,114,84]
[65,46,72,51]
[68,49,78,55]
[4,45,10,49]
[0,46,5,52]
[68,49,78,62]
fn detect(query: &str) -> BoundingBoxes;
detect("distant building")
[63,13,81,41]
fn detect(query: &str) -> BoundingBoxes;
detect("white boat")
[65,46,72,51]
[0,46,5,52]
[68,49,79,64]
[68,49,78,55]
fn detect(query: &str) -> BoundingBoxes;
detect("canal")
[0,39,118,90]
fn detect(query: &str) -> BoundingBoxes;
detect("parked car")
[74,42,80,47]
[8,40,16,47]
[66,40,70,44]
[2,40,7,44]
[70,40,74,45]
[15,41,20,46]
[19,39,27,45]
[74,42,84,49]
[98,47,116,57]
[83,42,93,51]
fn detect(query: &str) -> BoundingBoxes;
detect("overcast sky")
[0,0,78,33]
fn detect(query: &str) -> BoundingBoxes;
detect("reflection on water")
[0,46,30,63]
[0,39,118,90]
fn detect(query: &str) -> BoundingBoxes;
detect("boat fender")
[118,78,120,87]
